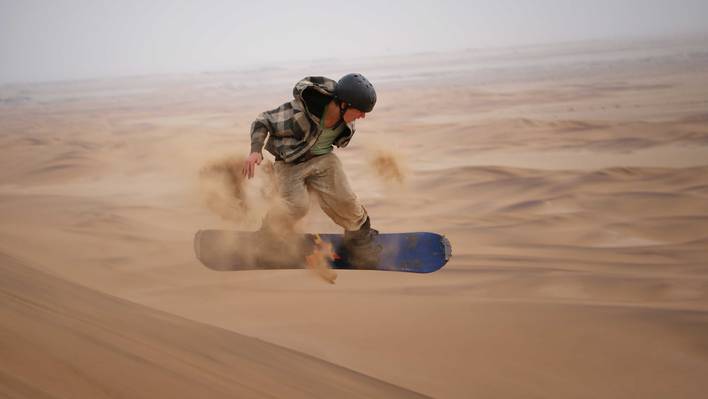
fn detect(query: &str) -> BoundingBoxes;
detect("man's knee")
[290,201,309,220]
[280,192,309,221]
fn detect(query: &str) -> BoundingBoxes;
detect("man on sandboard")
[242,73,380,266]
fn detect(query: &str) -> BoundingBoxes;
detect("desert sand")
[1,35,708,398]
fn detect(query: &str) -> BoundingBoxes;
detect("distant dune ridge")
[1,36,708,398]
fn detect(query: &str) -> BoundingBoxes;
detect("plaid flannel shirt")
[249,76,355,162]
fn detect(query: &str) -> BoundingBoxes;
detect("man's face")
[342,107,366,123]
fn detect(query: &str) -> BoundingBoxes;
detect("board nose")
[442,235,452,262]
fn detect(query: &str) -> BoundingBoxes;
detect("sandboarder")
[241,73,380,266]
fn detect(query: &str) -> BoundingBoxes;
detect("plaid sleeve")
[249,111,272,155]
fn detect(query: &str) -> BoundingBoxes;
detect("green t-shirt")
[310,111,345,155]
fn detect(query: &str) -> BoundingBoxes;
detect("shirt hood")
[293,76,337,100]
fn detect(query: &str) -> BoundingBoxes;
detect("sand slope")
[0,252,426,398]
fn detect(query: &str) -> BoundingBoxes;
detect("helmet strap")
[339,102,349,121]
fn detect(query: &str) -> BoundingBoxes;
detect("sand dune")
[1,35,708,397]
[0,253,426,399]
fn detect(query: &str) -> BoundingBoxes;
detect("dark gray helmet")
[334,73,376,113]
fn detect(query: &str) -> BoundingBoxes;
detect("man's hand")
[242,152,263,179]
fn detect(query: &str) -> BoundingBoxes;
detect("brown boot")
[343,217,382,268]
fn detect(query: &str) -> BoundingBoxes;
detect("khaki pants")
[266,153,367,231]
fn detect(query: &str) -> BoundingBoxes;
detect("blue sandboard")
[194,230,451,273]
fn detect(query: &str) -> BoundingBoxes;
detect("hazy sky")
[1,0,707,84]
